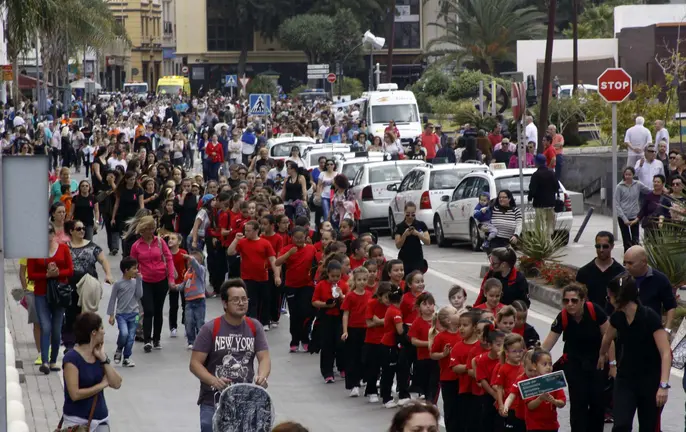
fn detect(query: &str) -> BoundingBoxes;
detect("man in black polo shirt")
[576,231,625,310]
[624,245,677,329]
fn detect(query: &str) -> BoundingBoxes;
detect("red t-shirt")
[349,255,366,270]
[276,231,292,247]
[235,238,275,282]
[431,331,462,381]
[313,241,323,253]
[279,244,316,288]
[492,363,524,410]
[171,248,188,284]
[543,145,557,167]
[400,291,419,325]
[261,234,283,261]
[523,387,566,430]
[509,373,527,420]
[474,302,505,316]
[475,352,501,389]
[381,305,403,347]
[421,132,440,159]
[450,340,479,394]
[467,344,488,395]
[364,298,388,344]
[408,316,432,360]
[312,279,349,317]
[365,282,377,294]
[341,289,372,329]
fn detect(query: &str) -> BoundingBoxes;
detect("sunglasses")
[646,150,656,153]
[562,298,580,304]
[595,243,611,250]
[405,213,416,217]
[670,156,676,160]
[74,227,85,232]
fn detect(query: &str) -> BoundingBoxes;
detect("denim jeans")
[185,299,206,345]
[200,404,215,432]
[116,312,139,358]
[321,195,331,221]
[35,295,64,365]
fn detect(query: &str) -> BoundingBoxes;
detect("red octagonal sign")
[597,68,633,103]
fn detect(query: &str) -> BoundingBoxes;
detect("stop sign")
[597,68,632,103]
[327,73,337,84]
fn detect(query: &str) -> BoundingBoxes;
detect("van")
[123,82,149,96]
[156,76,191,96]
[360,86,422,146]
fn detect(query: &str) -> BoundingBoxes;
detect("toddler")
[473,192,497,249]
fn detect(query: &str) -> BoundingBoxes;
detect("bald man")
[623,246,677,329]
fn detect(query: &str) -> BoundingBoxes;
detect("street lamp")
[363,31,385,91]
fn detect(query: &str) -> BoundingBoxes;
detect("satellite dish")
[363,30,386,50]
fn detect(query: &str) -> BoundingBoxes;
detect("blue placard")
[226,75,237,88]
[249,93,272,116]
[517,370,567,399]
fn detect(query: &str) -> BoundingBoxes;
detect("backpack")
[212,316,257,341]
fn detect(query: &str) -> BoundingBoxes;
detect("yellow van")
[156,76,191,96]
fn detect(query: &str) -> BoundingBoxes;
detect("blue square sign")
[225,75,237,88]
[249,94,271,116]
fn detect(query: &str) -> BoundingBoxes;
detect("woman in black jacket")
[475,247,530,307]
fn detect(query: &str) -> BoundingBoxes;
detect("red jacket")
[205,141,224,163]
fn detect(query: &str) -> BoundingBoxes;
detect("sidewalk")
[563,212,624,268]
[4,259,64,432]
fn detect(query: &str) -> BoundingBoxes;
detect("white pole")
[375,63,381,90]
[611,102,618,239]
[518,106,525,208]
[479,81,484,115]
[491,81,497,117]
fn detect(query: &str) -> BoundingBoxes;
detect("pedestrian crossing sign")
[225,75,237,88]
[249,93,271,116]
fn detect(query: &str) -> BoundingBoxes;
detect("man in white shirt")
[107,150,128,171]
[654,120,669,154]
[12,112,25,128]
[525,116,538,148]
[624,116,652,168]
[634,144,664,185]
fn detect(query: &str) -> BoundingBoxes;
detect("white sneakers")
[397,398,411,407]
[187,344,193,350]
[384,400,398,409]
[170,328,178,338]
[368,394,379,403]
[264,325,270,332]
[349,387,360,397]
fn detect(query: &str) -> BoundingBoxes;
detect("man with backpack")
[542,284,614,432]
[190,278,271,432]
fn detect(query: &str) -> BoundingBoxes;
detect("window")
[398,171,415,192]
[394,22,420,49]
[429,170,462,191]
[396,0,419,15]
[451,180,468,202]
[495,176,533,195]
[398,163,420,177]
[409,172,425,191]
[371,104,419,124]
[471,178,490,198]
[206,0,252,51]
[370,166,404,184]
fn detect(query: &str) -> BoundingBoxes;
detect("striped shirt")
[491,206,523,239]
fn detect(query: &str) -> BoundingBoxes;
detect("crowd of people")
[6,89,680,432]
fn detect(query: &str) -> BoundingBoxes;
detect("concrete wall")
[560,152,628,212]
[517,39,618,84]
[614,4,686,35]
[175,0,207,54]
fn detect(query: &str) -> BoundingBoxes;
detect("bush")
[449,70,511,101]
[519,255,544,278]
[540,265,577,288]
[339,77,364,99]
[247,75,278,98]
[452,103,498,132]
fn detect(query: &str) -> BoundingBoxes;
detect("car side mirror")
[387,183,398,192]
[441,195,450,202]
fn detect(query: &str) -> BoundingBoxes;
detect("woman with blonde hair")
[129,215,175,353]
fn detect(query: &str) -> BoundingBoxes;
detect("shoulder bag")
[46,259,73,308]
[54,393,98,432]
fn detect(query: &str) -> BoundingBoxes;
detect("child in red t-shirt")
[409,292,438,403]
[474,278,505,316]
[429,306,462,432]
[515,349,565,432]
[348,238,367,270]
[363,260,379,294]
[474,324,505,432]
[492,334,526,432]
[382,259,406,291]
[260,215,284,326]
[362,282,391,402]
[312,260,349,383]
[496,305,517,335]
[450,310,482,432]
[167,233,187,338]
[341,267,372,396]
[379,283,409,408]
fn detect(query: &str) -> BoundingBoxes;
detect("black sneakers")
[144,343,152,353]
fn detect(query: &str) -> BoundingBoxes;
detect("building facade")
[161,0,182,76]
[175,0,446,93]
[102,0,163,91]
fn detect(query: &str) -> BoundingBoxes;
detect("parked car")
[350,160,425,232]
[337,152,385,181]
[387,162,488,234]
[432,168,573,250]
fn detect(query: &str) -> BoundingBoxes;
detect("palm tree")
[425,0,546,74]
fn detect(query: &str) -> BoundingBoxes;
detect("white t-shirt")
[318,125,329,138]
[525,122,538,145]
[624,125,652,155]
[107,157,127,171]
[82,145,96,163]
[195,208,210,237]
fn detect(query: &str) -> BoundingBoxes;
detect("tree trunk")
[538,0,557,153]
[12,60,20,107]
[385,0,396,83]
[572,0,579,96]
[237,27,252,78]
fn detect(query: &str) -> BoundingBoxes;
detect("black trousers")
[441,380,460,432]
[618,217,640,252]
[268,270,282,323]
[565,361,606,432]
[245,279,271,326]
[284,286,315,347]
[142,279,169,343]
[318,313,344,379]
[206,239,227,293]
[380,345,410,403]
[612,375,661,432]
[344,327,366,390]
[227,255,241,280]
[364,343,385,396]
[103,217,119,252]
[414,358,440,403]
[458,393,479,432]
[478,394,497,432]
[168,288,186,331]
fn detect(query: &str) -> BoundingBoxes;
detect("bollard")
[574,207,595,243]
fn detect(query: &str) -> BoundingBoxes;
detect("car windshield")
[371,104,419,124]
[495,176,533,194]
[370,165,405,183]
[429,170,465,190]
[124,84,148,94]
[342,162,368,179]
[157,85,183,95]
[398,164,420,177]
[271,142,311,158]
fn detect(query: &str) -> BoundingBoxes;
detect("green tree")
[562,4,614,38]
[425,0,546,74]
[247,75,279,98]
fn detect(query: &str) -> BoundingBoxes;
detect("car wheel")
[470,220,483,252]
[388,211,396,236]
[434,216,448,248]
